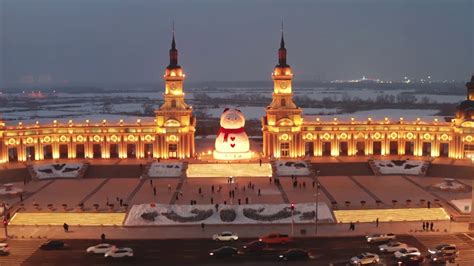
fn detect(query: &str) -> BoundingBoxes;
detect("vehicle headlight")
[433,258,437,261]
[209,252,214,256]
[428,250,435,254]
[279,255,283,258]
[259,238,262,241]
[379,248,384,251]
[367,238,372,241]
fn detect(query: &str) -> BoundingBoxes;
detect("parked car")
[396,254,425,266]
[104,247,134,259]
[209,246,238,258]
[86,243,114,254]
[350,252,380,265]
[278,249,310,261]
[40,240,67,250]
[365,233,396,243]
[259,233,290,244]
[428,244,458,256]
[394,247,421,259]
[430,252,457,264]
[212,231,239,242]
[242,240,268,252]
[0,243,10,255]
[378,241,408,252]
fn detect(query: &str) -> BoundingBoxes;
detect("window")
[280,143,290,157]
[171,100,177,108]
[281,99,286,107]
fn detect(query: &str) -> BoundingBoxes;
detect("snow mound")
[33,163,84,179]
[275,160,311,176]
[125,203,334,226]
[451,199,472,214]
[148,162,183,178]
[373,160,425,175]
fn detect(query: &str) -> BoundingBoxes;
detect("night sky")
[1,0,473,85]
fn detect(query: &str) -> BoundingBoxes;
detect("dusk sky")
[1,0,473,86]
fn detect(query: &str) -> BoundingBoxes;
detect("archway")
[43,145,53,160]
[59,144,68,159]
[8,148,18,162]
[26,146,36,161]
[76,144,85,159]
[93,144,102,158]
[127,144,136,159]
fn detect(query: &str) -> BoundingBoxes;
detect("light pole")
[315,170,320,235]
[291,203,295,236]
[470,158,474,230]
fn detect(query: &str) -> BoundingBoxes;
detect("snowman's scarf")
[217,127,245,142]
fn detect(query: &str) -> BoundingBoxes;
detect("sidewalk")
[4,220,469,240]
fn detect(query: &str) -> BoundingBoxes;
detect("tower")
[262,27,303,158]
[155,30,195,159]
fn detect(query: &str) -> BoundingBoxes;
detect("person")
[238,199,241,205]
[63,223,69,232]
[153,187,157,196]
[101,233,106,242]
[210,197,213,204]
[150,179,153,186]
[20,194,23,202]
[427,201,431,209]
[430,222,434,231]
[140,163,143,169]
[201,222,205,231]
[312,181,315,188]
[375,218,379,227]
[215,203,219,212]
[259,158,262,166]
[168,184,171,191]
[303,182,306,188]
[119,198,123,206]
[422,222,426,231]
[198,187,202,194]
[349,222,352,231]
[211,185,214,193]
[269,177,272,183]
[258,189,261,196]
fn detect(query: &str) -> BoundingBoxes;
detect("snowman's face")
[220,109,245,129]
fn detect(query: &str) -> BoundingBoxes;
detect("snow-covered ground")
[451,199,472,214]
[125,203,334,226]
[275,160,311,176]
[187,163,272,178]
[33,163,84,179]
[373,160,425,175]
[148,162,183,178]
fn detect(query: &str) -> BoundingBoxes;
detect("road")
[1,234,470,265]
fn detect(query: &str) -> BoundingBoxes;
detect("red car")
[259,233,291,244]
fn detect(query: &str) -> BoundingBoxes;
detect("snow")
[431,179,468,191]
[33,163,85,179]
[451,199,472,214]
[275,160,311,176]
[373,160,425,175]
[148,162,183,178]
[125,203,334,226]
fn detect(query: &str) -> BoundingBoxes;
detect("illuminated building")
[0,33,195,162]
[1,30,474,162]
[262,31,474,159]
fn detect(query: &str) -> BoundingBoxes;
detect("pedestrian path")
[78,178,110,205]
[169,176,185,204]
[347,175,384,204]
[275,178,290,204]
[0,240,42,266]
[125,178,146,205]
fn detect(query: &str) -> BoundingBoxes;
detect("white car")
[350,252,380,265]
[86,243,114,254]
[0,243,10,255]
[212,231,239,241]
[366,233,396,243]
[104,247,134,258]
[378,241,408,252]
[394,247,421,258]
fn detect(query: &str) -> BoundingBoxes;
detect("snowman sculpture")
[213,108,252,160]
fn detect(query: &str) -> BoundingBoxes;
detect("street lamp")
[290,203,295,236]
[315,170,321,235]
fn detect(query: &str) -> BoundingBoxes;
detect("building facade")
[0,34,195,163]
[262,33,474,160]
[1,32,473,163]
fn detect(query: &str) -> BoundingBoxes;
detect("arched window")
[281,99,286,107]
[171,100,176,108]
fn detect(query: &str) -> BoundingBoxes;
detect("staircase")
[141,161,153,179]
[181,162,188,178]
[419,160,431,177]
[26,164,38,180]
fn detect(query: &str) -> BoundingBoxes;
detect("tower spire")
[168,21,179,68]
[277,22,288,67]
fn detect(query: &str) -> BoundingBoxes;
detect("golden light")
[26,137,34,144]
[110,135,119,142]
[390,132,397,139]
[333,208,449,223]
[466,135,473,142]
[169,135,177,142]
[9,212,125,226]
[8,138,16,145]
[187,163,272,178]
[280,134,289,141]
[76,135,85,142]
[127,135,136,142]
[43,136,51,143]
[59,135,68,142]
[93,135,101,142]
